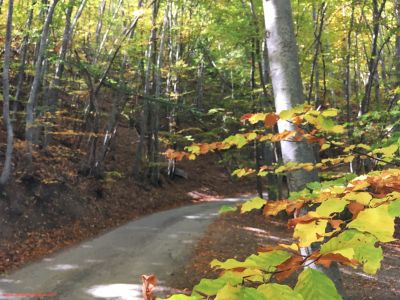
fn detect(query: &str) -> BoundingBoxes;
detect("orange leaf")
[264,113,279,128]
[142,274,157,300]
[316,253,358,268]
[347,201,365,219]
[263,200,290,216]
[286,201,304,215]
[328,219,344,229]
[199,144,209,154]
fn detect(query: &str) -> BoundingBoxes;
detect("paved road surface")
[0,197,244,300]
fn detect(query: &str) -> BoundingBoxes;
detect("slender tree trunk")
[95,0,106,47]
[98,0,123,54]
[150,1,169,185]
[308,1,327,106]
[133,0,156,180]
[1,0,14,186]
[196,57,205,109]
[44,0,74,145]
[345,0,356,132]
[262,0,346,297]
[359,0,387,116]
[25,0,59,161]
[44,0,87,146]
[13,2,34,116]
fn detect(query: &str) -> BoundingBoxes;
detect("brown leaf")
[316,253,358,268]
[142,274,157,300]
[288,214,324,228]
[347,201,365,219]
[275,255,304,282]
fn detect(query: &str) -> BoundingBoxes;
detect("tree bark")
[262,0,346,297]
[1,0,14,186]
[13,1,34,116]
[359,0,387,116]
[25,0,59,161]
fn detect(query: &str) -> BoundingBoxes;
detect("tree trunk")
[262,0,346,296]
[345,0,356,128]
[134,0,158,180]
[150,1,169,185]
[359,0,387,116]
[25,0,59,161]
[1,0,14,186]
[13,1,34,117]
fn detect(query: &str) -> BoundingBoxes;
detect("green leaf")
[192,272,243,297]
[306,181,322,190]
[258,284,304,300]
[347,204,395,242]
[219,205,238,214]
[210,250,291,273]
[215,284,266,300]
[320,230,383,274]
[241,197,267,213]
[316,198,349,217]
[294,269,342,300]
[388,199,400,217]
[317,115,335,131]
[158,295,200,300]
[224,134,248,149]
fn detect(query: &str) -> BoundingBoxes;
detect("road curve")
[0,197,245,300]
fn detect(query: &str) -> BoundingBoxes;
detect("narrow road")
[0,197,244,300]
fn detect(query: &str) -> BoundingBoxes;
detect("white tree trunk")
[263,0,318,192]
[25,0,59,159]
[263,0,346,297]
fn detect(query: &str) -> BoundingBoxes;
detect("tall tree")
[262,0,345,296]
[25,0,60,161]
[1,0,14,186]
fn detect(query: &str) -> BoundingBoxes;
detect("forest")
[0,0,400,299]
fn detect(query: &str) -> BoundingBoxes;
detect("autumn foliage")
[161,105,400,300]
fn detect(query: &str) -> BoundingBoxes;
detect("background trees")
[0,0,399,297]
[0,0,397,187]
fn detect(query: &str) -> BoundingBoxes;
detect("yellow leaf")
[321,143,331,151]
[343,155,355,163]
[348,204,395,242]
[343,192,372,205]
[332,125,345,134]
[294,220,328,247]
[249,113,267,124]
[322,108,339,117]
[374,144,398,156]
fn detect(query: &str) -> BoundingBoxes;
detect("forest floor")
[0,122,254,274]
[167,210,400,300]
